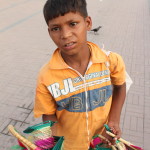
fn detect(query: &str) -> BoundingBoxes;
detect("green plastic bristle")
[23,120,56,134]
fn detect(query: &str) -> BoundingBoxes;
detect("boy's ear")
[48,28,50,35]
[86,16,92,31]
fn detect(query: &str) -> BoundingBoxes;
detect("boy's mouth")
[64,42,74,47]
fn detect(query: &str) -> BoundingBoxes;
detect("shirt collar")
[88,41,108,63]
[49,49,68,69]
[49,41,107,69]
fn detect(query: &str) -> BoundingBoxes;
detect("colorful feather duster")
[23,121,56,149]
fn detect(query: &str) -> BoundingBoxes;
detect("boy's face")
[48,12,92,56]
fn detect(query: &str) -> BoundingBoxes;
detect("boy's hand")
[101,122,121,145]
[101,129,112,146]
[42,114,58,136]
[108,121,121,139]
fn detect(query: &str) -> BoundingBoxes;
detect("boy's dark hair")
[43,0,88,25]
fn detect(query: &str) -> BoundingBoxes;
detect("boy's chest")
[45,63,112,112]
[46,63,111,98]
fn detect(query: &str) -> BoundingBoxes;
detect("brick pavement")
[0,0,149,149]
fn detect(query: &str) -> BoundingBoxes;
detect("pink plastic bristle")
[35,137,55,149]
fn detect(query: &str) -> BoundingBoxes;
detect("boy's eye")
[70,22,78,27]
[51,27,60,31]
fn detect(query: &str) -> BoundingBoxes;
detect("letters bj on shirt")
[47,70,110,99]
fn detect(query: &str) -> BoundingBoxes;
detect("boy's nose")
[60,27,72,39]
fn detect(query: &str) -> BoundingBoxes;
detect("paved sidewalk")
[0,0,149,149]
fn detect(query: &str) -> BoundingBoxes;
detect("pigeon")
[91,26,102,33]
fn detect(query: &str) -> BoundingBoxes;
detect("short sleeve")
[34,76,57,118]
[109,52,126,85]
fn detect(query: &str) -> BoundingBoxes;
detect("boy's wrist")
[108,111,121,124]
[108,120,120,126]
[42,114,58,122]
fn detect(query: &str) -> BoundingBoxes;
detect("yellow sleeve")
[34,75,57,118]
[109,52,126,85]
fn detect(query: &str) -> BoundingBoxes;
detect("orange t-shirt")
[34,41,125,150]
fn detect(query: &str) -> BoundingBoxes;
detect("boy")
[34,0,126,149]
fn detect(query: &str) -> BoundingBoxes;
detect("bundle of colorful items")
[89,124,143,150]
[23,121,56,149]
[11,120,64,150]
[90,134,126,150]
[10,121,143,150]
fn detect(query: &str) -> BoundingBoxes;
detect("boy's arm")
[102,52,126,143]
[102,83,126,145]
[42,114,58,136]
[42,114,58,122]
[108,82,126,138]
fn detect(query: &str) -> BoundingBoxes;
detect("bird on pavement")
[91,26,102,34]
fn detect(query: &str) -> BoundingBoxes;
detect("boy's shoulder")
[88,41,123,64]
[105,50,125,66]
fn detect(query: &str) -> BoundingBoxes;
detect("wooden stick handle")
[8,125,39,150]
[106,131,137,150]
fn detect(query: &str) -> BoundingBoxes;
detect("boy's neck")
[61,45,91,76]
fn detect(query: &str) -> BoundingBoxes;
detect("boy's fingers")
[110,127,117,134]
[110,137,117,145]
[113,137,117,141]
[102,139,112,146]
[101,131,112,146]
[109,126,121,139]
[112,132,121,144]
[116,130,121,139]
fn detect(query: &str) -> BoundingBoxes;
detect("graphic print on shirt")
[56,85,112,112]
[47,70,112,112]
